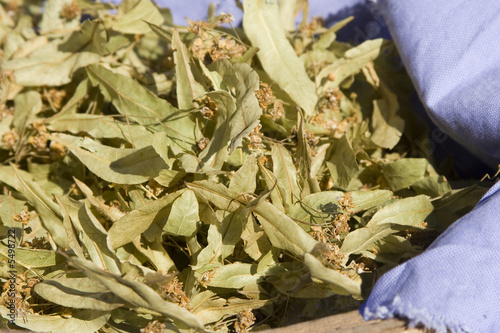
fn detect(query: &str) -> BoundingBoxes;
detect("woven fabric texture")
[360,1,500,332]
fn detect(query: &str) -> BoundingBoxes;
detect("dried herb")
[0,0,490,332]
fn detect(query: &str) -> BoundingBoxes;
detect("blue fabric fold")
[360,181,500,333]
[374,0,500,169]
[360,1,500,332]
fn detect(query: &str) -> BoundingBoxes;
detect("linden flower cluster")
[188,14,247,63]
[310,113,359,139]
[247,124,264,150]
[145,179,164,199]
[13,207,31,224]
[0,274,40,317]
[331,194,356,240]
[160,276,191,310]
[199,269,216,287]
[60,0,81,20]
[28,121,67,159]
[197,95,218,120]
[323,243,345,266]
[141,320,166,333]
[1,129,18,151]
[255,82,284,120]
[234,309,256,332]
[42,88,66,110]
[210,36,247,61]
[22,237,52,250]
[197,137,210,151]
[300,16,326,37]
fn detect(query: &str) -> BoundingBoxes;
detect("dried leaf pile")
[0,0,489,332]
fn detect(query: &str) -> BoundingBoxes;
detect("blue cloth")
[359,1,500,332]
[360,181,500,332]
[373,0,500,169]
[119,1,500,331]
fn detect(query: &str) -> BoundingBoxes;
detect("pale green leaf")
[288,191,344,227]
[365,195,433,229]
[297,110,321,195]
[412,175,452,198]
[370,83,405,149]
[194,223,223,270]
[327,135,359,189]
[39,0,81,33]
[278,0,306,31]
[192,292,272,325]
[373,235,418,256]
[271,143,300,207]
[210,60,262,153]
[164,190,199,237]
[147,21,172,42]
[0,244,59,268]
[304,253,361,297]
[229,154,257,194]
[112,0,164,34]
[132,238,176,272]
[87,64,198,152]
[56,197,86,260]
[11,165,68,248]
[172,29,206,110]
[155,169,187,188]
[0,307,110,333]
[51,78,89,118]
[340,226,395,255]
[191,291,226,325]
[81,204,122,274]
[4,20,106,86]
[73,178,125,222]
[34,277,125,311]
[13,89,42,131]
[383,158,428,191]
[87,64,177,125]
[48,114,155,149]
[50,133,167,184]
[258,162,285,212]
[348,189,393,211]
[316,39,391,90]
[243,0,317,115]
[311,143,330,178]
[313,16,354,50]
[187,180,316,257]
[255,201,317,258]
[341,195,433,254]
[108,190,184,249]
[3,31,25,61]
[56,196,121,274]
[68,257,204,330]
[194,209,247,269]
[206,263,265,289]
[197,91,236,169]
[186,180,245,212]
[241,215,272,261]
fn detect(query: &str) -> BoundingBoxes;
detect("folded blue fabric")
[360,181,500,333]
[360,1,500,332]
[373,0,500,169]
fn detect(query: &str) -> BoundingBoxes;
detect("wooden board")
[0,311,426,333]
[260,310,425,333]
